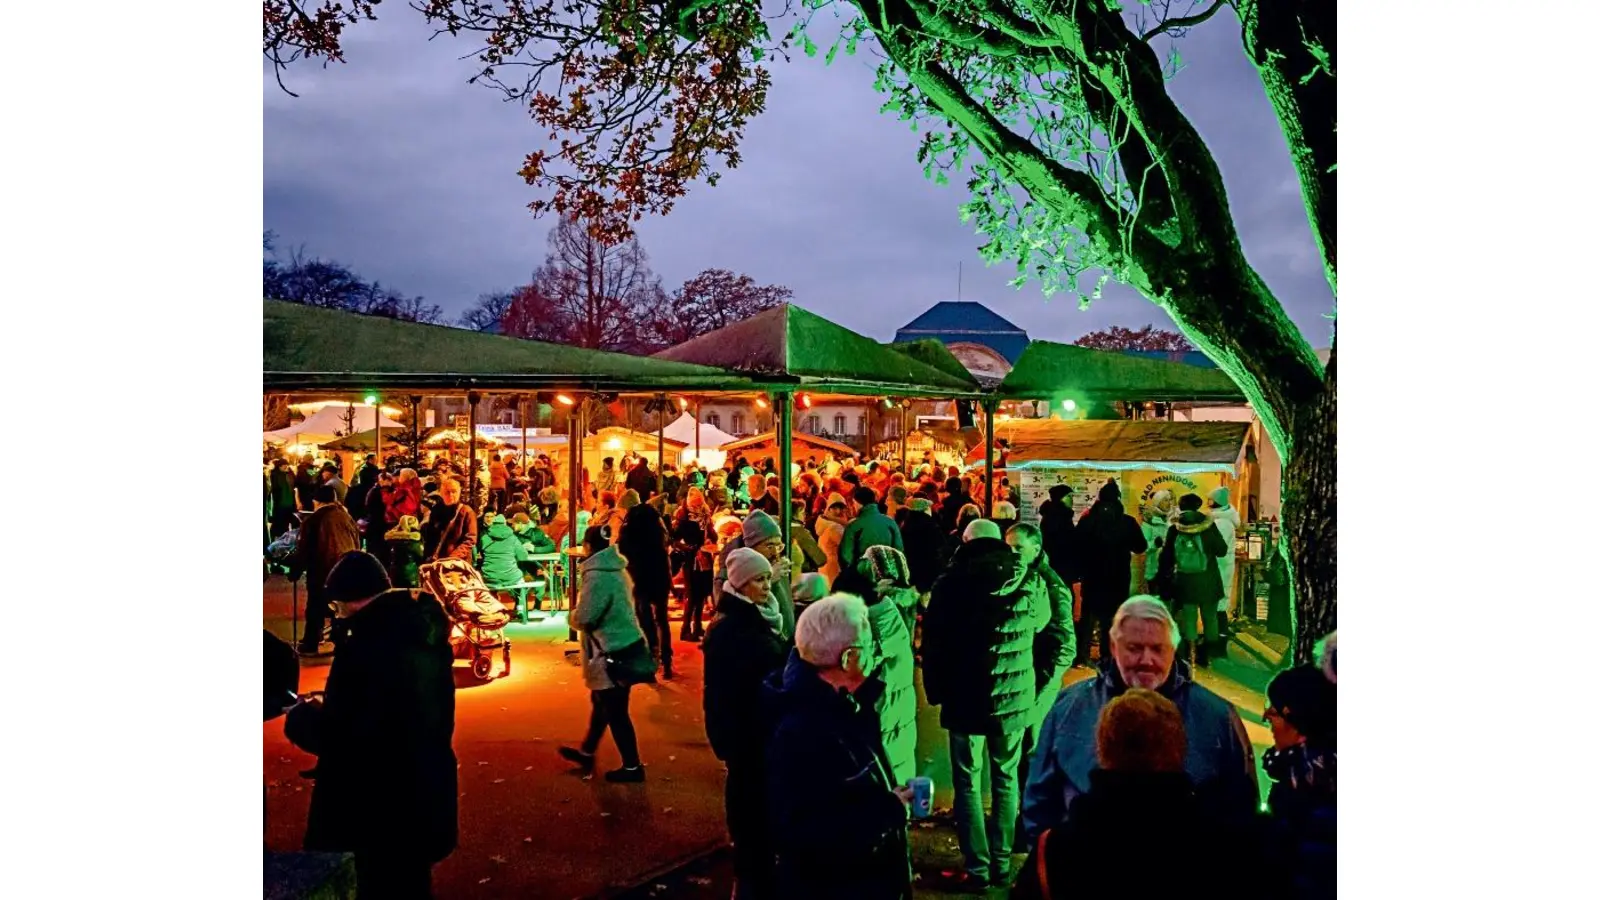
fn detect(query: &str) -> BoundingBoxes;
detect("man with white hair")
[1021,595,1258,842]
[765,594,913,899]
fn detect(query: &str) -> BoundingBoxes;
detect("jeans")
[1173,601,1220,662]
[635,594,673,671]
[580,686,640,767]
[683,569,712,636]
[1074,607,1113,666]
[726,760,776,900]
[949,729,1025,881]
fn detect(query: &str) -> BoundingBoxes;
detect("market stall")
[659,412,737,469]
[264,403,404,455]
[719,430,859,470]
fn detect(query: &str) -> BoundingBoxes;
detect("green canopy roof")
[652,304,979,395]
[997,340,1243,402]
[883,339,979,387]
[263,299,742,393]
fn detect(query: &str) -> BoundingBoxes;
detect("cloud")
[264,9,1333,346]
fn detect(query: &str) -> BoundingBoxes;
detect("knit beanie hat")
[1098,480,1121,503]
[792,572,830,604]
[741,509,782,545]
[862,545,911,590]
[324,550,391,602]
[907,497,933,514]
[1210,486,1231,508]
[1267,663,1337,743]
[825,492,848,510]
[963,519,1001,542]
[725,547,773,592]
[1048,484,1072,503]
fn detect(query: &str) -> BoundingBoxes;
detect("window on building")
[731,412,746,434]
[805,415,820,434]
[886,417,898,437]
[857,415,867,436]
[707,413,721,430]
[498,409,517,425]
[833,414,846,434]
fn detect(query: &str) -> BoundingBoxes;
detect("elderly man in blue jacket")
[1021,595,1258,842]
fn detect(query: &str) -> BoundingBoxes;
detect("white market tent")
[660,412,737,468]
[264,404,404,449]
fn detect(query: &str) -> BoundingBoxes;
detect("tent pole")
[694,400,701,462]
[521,394,529,472]
[374,403,382,467]
[655,393,666,498]
[982,398,997,519]
[778,391,793,553]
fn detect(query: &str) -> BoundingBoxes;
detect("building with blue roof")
[893,301,1031,383]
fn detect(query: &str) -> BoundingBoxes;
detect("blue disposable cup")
[909,776,933,818]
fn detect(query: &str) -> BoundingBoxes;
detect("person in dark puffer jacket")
[921,518,1043,890]
[1263,663,1336,900]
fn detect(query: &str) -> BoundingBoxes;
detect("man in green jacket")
[838,486,904,570]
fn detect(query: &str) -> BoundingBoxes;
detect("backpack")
[1172,530,1210,575]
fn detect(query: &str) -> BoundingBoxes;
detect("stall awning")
[652,303,980,395]
[972,419,1250,474]
[997,341,1244,402]
[264,299,745,393]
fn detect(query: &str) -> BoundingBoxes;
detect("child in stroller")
[419,557,512,681]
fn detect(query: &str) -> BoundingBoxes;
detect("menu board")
[1016,468,1123,523]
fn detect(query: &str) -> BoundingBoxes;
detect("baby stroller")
[419,557,513,681]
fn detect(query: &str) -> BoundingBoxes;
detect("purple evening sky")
[263,6,1333,347]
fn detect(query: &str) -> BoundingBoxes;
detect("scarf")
[730,586,785,637]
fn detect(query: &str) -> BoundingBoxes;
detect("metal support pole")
[777,391,793,552]
[567,397,586,629]
[520,394,529,471]
[982,398,997,519]
[410,396,421,467]
[374,403,383,467]
[656,393,666,498]
[467,391,481,510]
[899,404,909,472]
[694,400,701,462]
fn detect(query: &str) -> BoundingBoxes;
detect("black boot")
[1195,640,1211,668]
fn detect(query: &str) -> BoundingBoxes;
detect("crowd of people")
[264,445,1334,899]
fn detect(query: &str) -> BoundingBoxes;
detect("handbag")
[600,636,658,686]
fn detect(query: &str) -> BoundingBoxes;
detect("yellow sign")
[1121,470,1233,516]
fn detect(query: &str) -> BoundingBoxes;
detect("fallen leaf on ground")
[493,778,506,784]
[688,877,712,886]
[600,812,612,818]
[478,877,492,885]
[477,761,490,766]
[523,837,533,843]
[668,755,677,762]
[524,766,533,771]
[662,807,674,813]
[489,855,506,864]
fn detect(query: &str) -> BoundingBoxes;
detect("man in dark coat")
[287,551,458,899]
[618,502,675,679]
[936,476,971,533]
[703,549,792,900]
[895,498,944,596]
[765,595,912,900]
[1073,481,1146,666]
[288,485,361,655]
[1036,484,1077,585]
[294,458,317,511]
[839,486,904,570]
[269,459,299,538]
[1154,493,1230,667]
[624,457,656,502]
[921,519,1043,889]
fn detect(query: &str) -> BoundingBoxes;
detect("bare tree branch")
[1141,0,1228,42]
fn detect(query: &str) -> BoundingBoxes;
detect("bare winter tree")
[459,291,516,332]
[644,268,793,349]
[1075,325,1195,352]
[501,216,665,351]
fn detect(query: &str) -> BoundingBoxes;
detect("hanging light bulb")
[555,394,575,407]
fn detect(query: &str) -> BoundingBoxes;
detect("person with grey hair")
[1021,595,1258,842]
[764,594,913,899]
